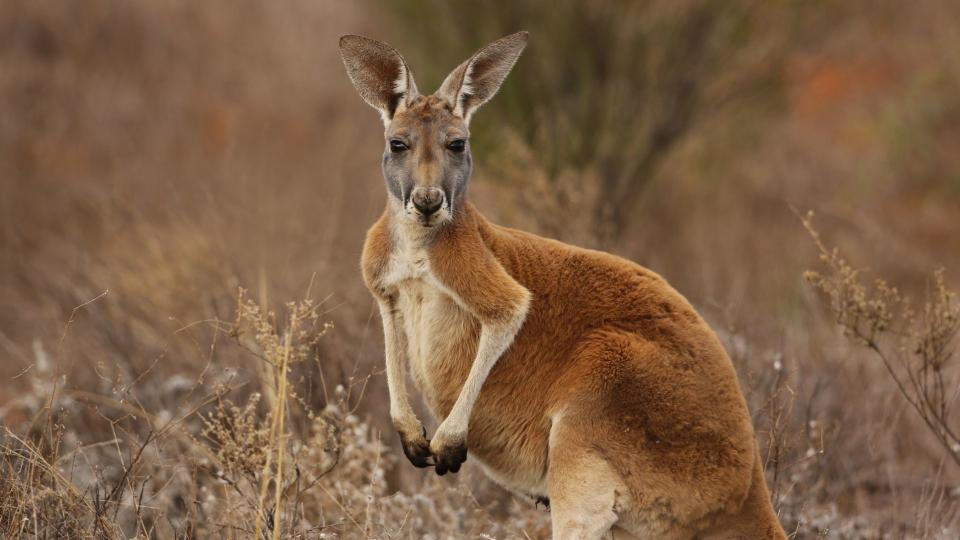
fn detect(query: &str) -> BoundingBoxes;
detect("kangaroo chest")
[384,241,479,416]
[397,280,477,410]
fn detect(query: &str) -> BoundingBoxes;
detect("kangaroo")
[339,31,787,540]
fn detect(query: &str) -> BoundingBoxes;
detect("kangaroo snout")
[411,187,444,217]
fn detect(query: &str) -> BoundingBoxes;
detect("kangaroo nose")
[411,187,444,217]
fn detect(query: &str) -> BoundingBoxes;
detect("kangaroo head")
[339,32,528,227]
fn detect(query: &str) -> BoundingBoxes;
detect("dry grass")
[2,0,960,538]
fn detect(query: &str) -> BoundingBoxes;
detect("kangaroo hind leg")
[547,417,628,540]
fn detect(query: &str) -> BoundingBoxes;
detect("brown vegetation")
[1,0,959,538]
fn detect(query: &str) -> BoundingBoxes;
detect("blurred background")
[1,0,959,537]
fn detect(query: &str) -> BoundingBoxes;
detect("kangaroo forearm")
[430,253,532,432]
[378,302,417,427]
[444,304,528,432]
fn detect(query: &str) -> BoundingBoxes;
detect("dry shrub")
[803,212,960,468]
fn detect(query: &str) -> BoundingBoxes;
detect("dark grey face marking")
[444,150,471,208]
[382,153,404,202]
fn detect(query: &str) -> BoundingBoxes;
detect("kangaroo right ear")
[436,31,528,124]
[339,35,420,126]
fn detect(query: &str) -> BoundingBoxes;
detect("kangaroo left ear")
[436,31,528,124]
[339,35,420,126]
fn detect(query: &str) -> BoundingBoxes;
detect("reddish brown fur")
[361,201,786,538]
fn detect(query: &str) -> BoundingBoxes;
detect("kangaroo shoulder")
[361,213,394,299]
[428,209,530,324]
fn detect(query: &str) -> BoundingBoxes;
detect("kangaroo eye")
[447,139,466,153]
[389,139,408,153]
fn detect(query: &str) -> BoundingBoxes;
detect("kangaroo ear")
[339,35,420,125]
[436,31,528,124]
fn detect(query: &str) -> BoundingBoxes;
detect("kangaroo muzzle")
[410,186,444,218]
